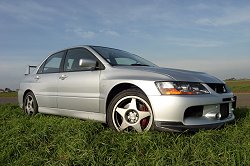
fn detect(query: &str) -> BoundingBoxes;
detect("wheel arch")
[106,84,154,132]
[105,83,149,114]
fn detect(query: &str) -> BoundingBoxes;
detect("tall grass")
[1,104,249,165]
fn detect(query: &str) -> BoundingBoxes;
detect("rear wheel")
[23,92,38,115]
[107,89,154,132]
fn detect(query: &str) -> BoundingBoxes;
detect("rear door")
[57,48,101,112]
[33,51,65,108]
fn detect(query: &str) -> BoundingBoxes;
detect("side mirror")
[79,59,97,69]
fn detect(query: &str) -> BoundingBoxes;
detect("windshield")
[91,46,157,67]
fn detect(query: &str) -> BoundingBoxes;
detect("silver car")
[18,46,236,132]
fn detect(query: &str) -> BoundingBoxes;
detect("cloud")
[0,1,61,22]
[164,37,225,47]
[65,26,96,39]
[188,3,211,10]
[91,2,174,27]
[66,26,120,39]
[104,30,120,37]
[195,6,250,26]
[75,30,96,39]
[99,29,120,37]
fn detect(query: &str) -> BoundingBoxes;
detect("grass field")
[226,79,250,93]
[1,104,249,165]
[0,92,17,97]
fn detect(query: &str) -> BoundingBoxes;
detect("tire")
[107,88,154,132]
[23,91,38,115]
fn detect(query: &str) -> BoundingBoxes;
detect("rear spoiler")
[25,65,37,75]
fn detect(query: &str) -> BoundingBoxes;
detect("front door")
[57,48,100,112]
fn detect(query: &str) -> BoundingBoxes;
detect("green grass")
[226,79,250,93]
[1,104,250,165]
[0,92,17,97]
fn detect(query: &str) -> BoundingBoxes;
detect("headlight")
[155,81,210,95]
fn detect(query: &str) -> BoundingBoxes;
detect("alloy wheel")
[24,95,35,115]
[112,96,153,132]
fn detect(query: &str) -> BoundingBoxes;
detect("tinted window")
[91,46,157,67]
[38,51,64,74]
[64,48,97,72]
[115,58,137,65]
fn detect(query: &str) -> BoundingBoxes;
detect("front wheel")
[23,91,38,115]
[107,89,154,132]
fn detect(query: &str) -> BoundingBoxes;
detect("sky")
[0,0,250,89]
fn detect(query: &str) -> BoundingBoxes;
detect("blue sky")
[0,0,250,89]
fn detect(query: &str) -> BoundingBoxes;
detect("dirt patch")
[235,93,250,107]
[0,97,18,104]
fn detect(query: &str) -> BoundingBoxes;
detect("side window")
[64,48,97,72]
[38,51,64,74]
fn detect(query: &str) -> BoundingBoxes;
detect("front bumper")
[17,89,24,108]
[154,122,225,132]
[155,115,234,132]
[148,93,236,132]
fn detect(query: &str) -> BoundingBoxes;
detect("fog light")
[216,113,221,120]
[205,112,221,119]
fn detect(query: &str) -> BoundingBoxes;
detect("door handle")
[59,74,68,80]
[34,76,40,80]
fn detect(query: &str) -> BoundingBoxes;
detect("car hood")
[113,66,224,84]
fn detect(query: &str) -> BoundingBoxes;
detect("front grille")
[206,83,228,93]
[220,103,229,119]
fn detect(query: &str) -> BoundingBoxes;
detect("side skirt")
[38,107,106,123]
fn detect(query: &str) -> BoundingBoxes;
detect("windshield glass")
[91,46,157,67]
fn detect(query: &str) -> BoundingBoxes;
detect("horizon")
[1,0,250,89]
